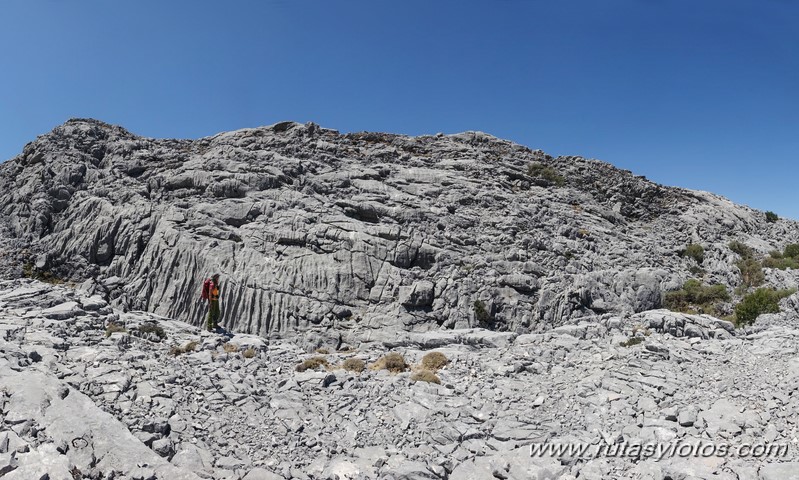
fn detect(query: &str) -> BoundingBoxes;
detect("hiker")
[201,273,221,331]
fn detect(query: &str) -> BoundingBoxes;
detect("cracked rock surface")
[1,279,799,479]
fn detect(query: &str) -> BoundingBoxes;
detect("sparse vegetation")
[296,356,329,372]
[104,322,126,337]
[527,162,565,187]
[371,352,408,373]
[734,287,796,326]
[663,279,730,316]
[737,258,766,289]
[222,342,239,353]
[342,358,366,373]
[314,347,330,355]
[619,336,644,348]
[410,370,441,384]
[765,211,779,223]
[421,352,449,371]
[242,347,257,359]
[22,263,65,285]
[681,244,705,264]
[170,340,198,356]
[762,244,799,270]
[473,300,492,328]
[729,241,754,260]
[137,323,166,340]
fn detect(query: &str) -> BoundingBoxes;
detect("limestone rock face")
[2,118,799,336]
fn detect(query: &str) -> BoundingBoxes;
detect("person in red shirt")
[201,273,222,331]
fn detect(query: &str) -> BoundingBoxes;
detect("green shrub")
[765,211,779,223]
[619,337,644,347]
[784,244,799,259]
[734,288,795,326]
[762,256,799,270]
[762,244,799,270]
[473,300,492,328]
[729,241,754,260]
[663,279,729,315]
[527,163,565,187]
[737,258,765,288]
[421,352,449,371]
[681,244,705,264]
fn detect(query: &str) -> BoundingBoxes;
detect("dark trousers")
[206,300,220,330]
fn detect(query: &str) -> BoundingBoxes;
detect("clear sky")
[1,1,797,218]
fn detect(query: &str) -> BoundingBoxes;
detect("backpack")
[201,278,213,300]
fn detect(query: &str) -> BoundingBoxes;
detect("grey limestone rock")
[3,119,799,339]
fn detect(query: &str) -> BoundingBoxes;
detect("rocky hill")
[3,120,799,479]
[2,118,799,342]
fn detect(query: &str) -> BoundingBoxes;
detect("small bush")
[663,279,730,315]
[737,258,765,288]
[314,347,330,354]
[105,322,126,337]
[170,340,198,356]
[527,163,565,187]
[296,356,329,372]
[371,352,408,373]
[766,211,779,223]
[22,263,65,285]
[784,244,799,259]
[222,342,239,353]
[762,256,799,270]
[734,288,796,326]
[729,241,754,260]
[342,358,365,373]
[681,244,705,264]
[762,244,799,270]
[473,300,492,328]
[137,323,166,340]
[421,352,449,371]
[242,347,256,359]
[410,370,441,384]
[619,336,644,348]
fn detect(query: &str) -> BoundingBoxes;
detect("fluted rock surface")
[2,118,798,337]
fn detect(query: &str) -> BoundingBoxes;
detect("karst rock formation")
[2,118,798,340]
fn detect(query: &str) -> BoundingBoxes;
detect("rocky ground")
[2,278,799,479]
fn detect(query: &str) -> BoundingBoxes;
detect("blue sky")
[1,1,797,218]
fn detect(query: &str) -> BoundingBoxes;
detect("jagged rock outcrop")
[2,118,799,337]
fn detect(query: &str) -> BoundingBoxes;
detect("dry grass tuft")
[242,347,257,359]
[342,358,365,373]
[410,370,441,384]
[223,342,239,353]
[170,340,198,356]
[314,347,330,354]
[296,356,330,372]
[421,351,449,371]
[105,322,126,337]
[371,352,408,373]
